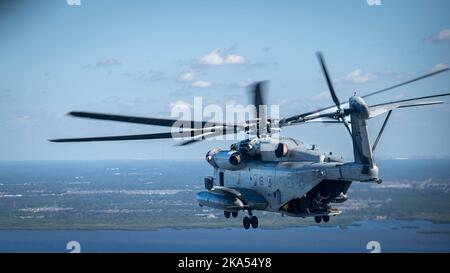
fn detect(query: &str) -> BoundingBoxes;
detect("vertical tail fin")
[348,96,375,173]
[350,112,374,169]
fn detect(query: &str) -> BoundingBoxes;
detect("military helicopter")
[50,52,450,229]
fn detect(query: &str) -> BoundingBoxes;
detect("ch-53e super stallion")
[51,52,450,229]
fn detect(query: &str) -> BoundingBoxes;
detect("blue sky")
[0,0,449,160]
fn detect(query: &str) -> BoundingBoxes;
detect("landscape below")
[0,159,449,229]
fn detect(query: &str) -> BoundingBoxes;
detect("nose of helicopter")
[349,95,370,119]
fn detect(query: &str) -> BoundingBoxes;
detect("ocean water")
[0,220,449,253]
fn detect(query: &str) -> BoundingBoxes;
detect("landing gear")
[224,211,231,218]
[243,216,251,229]
[232,211,238,218]
[322,215,330,223]
[250,216,258,229]
[314,216,322,223]
[243,215,259,229]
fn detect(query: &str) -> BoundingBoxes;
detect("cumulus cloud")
[199,49,246,66]
[432,28,450,42]
[224,54,246,64]
[177,70,212,88]
[191,80,211,88]
[169,100,192,112]
[179,71,195,82]
[199,49,223,65]
[96,58,121,67]
[336,69,377,84]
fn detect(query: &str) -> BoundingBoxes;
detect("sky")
[0,0,449,160]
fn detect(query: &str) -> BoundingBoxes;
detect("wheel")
[224,211,231,218]
[314,216,322,223]
[322,215,330,223]
[232,211,238,218]
[243,216,251,229]
[250,216,259,229]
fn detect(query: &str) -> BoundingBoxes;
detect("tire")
[243,216,251,229]
[232,211,238,218]
[314,216,322,223]
[322,215,330,223]
[224,211,231,218]
[250,216,259,229]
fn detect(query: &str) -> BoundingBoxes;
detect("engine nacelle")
[260,142,289,162]
[205,148,245,170]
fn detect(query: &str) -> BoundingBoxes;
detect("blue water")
[0,220,448,253]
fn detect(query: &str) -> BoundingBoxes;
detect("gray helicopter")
[51,52,450,229]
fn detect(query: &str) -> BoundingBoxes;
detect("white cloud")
[433,28,450,42]
[169,100,192,112]
[366,0,381,6]
[199,49,224,65]
[337,69,377,84]
[199,49,246,66]
[431,63,449,72]
[224,54,246,64]
[179,71,195,82]
[191,80,211,88]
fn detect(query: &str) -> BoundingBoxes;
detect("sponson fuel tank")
[196,190,244,212]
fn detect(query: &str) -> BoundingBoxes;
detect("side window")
[253,175,257,187]
[259,176,264,186]
[268,178,272,188]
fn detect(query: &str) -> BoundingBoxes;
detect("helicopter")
[50,52,450,229]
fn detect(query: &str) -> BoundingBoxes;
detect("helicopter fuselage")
[196,136,380,221]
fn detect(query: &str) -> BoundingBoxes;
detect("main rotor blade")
[362,68,450,100]
[367,92,450,118]
[280,67,450,126]
[50,123,243,143]
[253,81,267,115]
[369,92,450,109]
[176,126,244,146]
[68,111,230,129]
[249,81,269,136]
[317,52,340,108]
[49,132,176,142]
